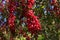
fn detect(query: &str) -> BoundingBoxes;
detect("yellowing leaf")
[41,6,45,8]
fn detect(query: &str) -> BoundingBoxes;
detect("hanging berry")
[0,3,4,12]
[27,0,35,8]
[26,10,41,34]
[8,0,16,35]
[21,0,42,34]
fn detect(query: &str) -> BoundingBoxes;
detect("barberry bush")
[0,0,60,40]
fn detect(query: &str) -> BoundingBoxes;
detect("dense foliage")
[0,0,60,40]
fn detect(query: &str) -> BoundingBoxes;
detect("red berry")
[26,36,30,40]
[21,0,42,34]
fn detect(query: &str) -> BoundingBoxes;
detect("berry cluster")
[21,0,41,34]
[8,0,16,34]
[26,10,41,34]
[50,0,60,16]
[8,14,16,34]
[0,3,4,12]
[54,4,60,16]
